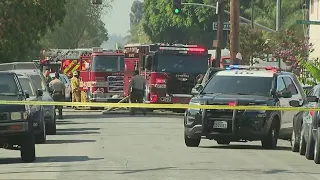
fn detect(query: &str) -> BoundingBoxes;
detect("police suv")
[184,65,306,149]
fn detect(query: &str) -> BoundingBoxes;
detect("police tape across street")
[1,100,320,111]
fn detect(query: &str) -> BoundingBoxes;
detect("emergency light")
[226,65,279,71]
[92,47,103,53]
[159,46,206,53]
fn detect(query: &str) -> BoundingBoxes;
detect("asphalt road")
[0,111,320,180]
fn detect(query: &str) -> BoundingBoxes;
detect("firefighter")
[44,69,52,85]
[128,70,146,115]
[49,72,65,119]
[70,71,81,109]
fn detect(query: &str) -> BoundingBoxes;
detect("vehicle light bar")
[159,46,205,52]
[226,65,279,71]
[92,47,103,53]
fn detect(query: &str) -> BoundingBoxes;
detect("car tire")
[217,140,230,145]
[305,126,315,160]
[46,117,57,135]
[36,122,46,144]
[299,125,307,155]
[20,132,36,163]
[314,128,320,164]
[184,134,200,147]
[291,128,299,152]
[261,118,279,149]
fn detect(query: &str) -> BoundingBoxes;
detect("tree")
[0,0,67,62]
[239,24,269,64]
[40,0,112,49]
[130,0,143,28]
[126,0,150,43]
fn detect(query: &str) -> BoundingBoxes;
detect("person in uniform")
[44,69,52,85]
[70,71,81,109]
[128,70,146,115]
[49,72,65,119]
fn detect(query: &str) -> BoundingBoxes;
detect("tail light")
[156,78,166,84]
[310,110,315,117]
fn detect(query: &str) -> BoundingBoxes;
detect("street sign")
[296,20,320,25]
[213,22,230,30]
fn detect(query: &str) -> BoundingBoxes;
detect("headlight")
[11,112,22,120]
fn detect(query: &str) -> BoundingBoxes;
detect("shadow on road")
[63,113,182,120]
[56,131,100,135]
[0,166,320,175]
[0,156,103,165]
[45,139,96,144]
[58,128,100,131]
[56,120,87,125]
[199,144,290,151]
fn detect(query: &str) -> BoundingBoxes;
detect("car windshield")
[156,54,208,74]
[0,74,19,95]
[92,55,124,72]
[29,74,46,91]
[18,78,35,96]
[202,75,273,96]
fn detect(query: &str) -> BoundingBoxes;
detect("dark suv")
[0,72,36,162]
[184,66,306,149]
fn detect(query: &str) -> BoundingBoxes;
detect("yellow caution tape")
[0,100,318,111]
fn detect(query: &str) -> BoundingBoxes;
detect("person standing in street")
[49,72,65,119]
[70,71,81,109]
[128,70,146,115]
[44,69,52,86]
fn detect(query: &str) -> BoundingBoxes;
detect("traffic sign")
[213,22,230,30]
[296,20,320,25]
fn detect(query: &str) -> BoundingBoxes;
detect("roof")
[0,71,16,75]
[216,69,275,77]
[10,69,41,75]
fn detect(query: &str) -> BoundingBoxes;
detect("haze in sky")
[103,0,141,37]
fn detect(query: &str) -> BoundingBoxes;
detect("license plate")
[213,121,227,129]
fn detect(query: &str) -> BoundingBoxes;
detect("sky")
[103,0,140,37]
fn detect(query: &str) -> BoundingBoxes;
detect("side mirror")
[307,96,318,102]
[24,90,30,98]
[289,100,300,107]
[36,89,43,97]
[145,55,153,70]
[279,90,292,98]
[85,63,90,70]
[196,84,204,92]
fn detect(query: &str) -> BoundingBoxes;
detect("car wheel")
[36,122,46,144]
[291,128,299,152]
[261,118,279,149]
[217,140,230,145]
[184,134,200,147]
[299,125,307,155]
[314,128,320,164]
[305,126,315,160]
[46,115,56,135]
[20,132,36,163]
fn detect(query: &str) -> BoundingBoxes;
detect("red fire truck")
[124,43,210,111]
[40,48,125,104]
[79,48,125,103]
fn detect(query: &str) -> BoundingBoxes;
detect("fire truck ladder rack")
[42,49,92,62]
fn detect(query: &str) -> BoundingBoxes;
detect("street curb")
[101,110,184,116]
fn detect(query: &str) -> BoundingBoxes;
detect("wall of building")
[309,0,320,59]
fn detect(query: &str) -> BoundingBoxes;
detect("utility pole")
[230,0,240,65]
[251,0,254,28]
[276,0,281,68]
[214,0,225,67]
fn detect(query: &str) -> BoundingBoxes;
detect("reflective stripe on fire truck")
[63,60,76,74]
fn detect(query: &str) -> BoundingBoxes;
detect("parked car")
[0,72,36,162]
[290,84,320,164]
[15,73,47,144]
[49,73,71,102]
[0,62,39,71]
[10,69,56,134]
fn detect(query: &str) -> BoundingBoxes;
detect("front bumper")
[185,109,269,141]
[89,92,123,103]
